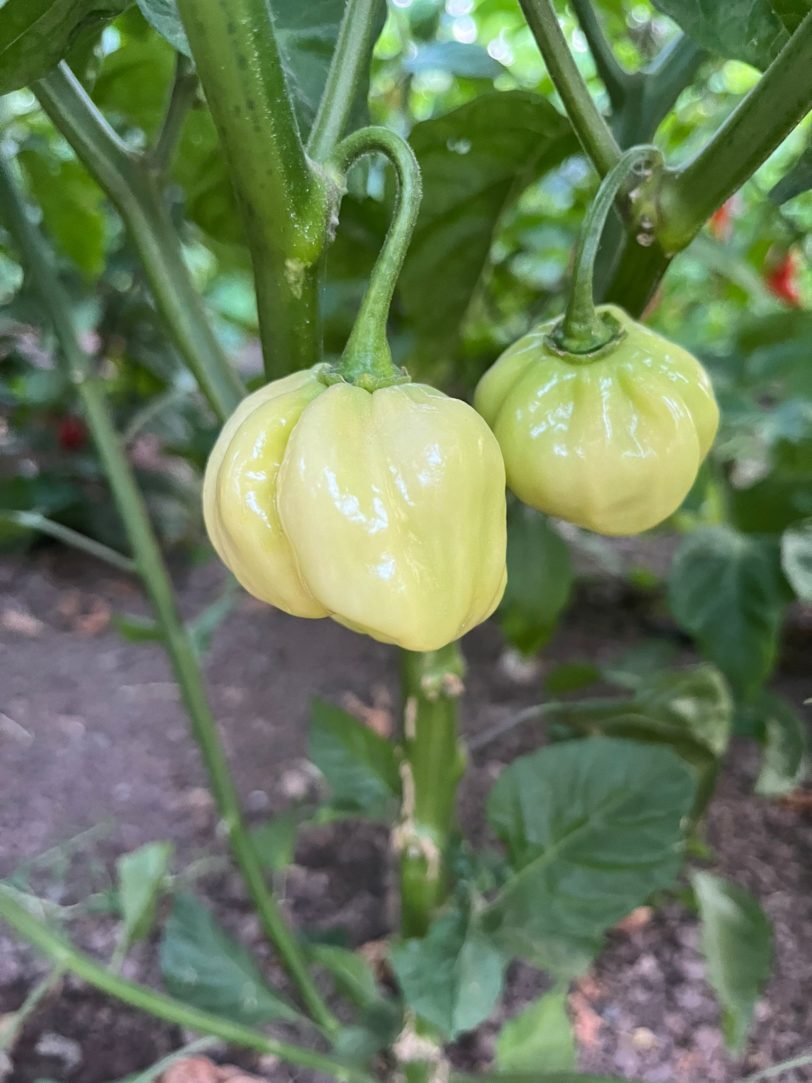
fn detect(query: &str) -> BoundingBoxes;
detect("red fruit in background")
[709,198,736,242]
[57,414,88,451]
[765,249,802,307]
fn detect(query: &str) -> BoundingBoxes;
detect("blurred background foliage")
[0,0,809,776]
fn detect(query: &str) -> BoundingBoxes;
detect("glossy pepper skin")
[474,305,719,536]
[203,368,507,651]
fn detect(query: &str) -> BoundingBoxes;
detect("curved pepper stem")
[326,126,423,390]
[554,144,664,355]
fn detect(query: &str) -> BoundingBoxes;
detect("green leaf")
[92,17,176,136]
[390,902,505,1038]
[652,0,789,68]
[401,91,575,352]
[781,518,812,600]
[135,0,189,54]
[543,662,601,696]
[499,506,573,655]
[667,527,787,700]
[754,692,809,796]
[116,841,172,949]
[770,140,812,204]
[483,738,695,967]
[17,150,106,280]
[451,1074,643,1082]
[0,0,127,94]
[404,41,506,79]
[112,613,163,643]
[769,0,812,32]
[692,871,773,1051]
[495,990,576,1072]
[309,699,400,817]
[248,810,301,871]
[633,666,733,758]
[159,893,299,1024]
[307,943,380,1007]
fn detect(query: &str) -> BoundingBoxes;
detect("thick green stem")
[519,0,621,175]
[557,145,662,352]
[0,888,371,1083]
[175,0,331,378]
[0,156,336,1036]
[326,126,422,389]
[308,0,386,162]
[35,65,243,424]
[570,0,629,110]
[398,644,466,940]
[658,11,812,252]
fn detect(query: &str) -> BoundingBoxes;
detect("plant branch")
[570,0,629,110]
[738,1052,812,1083]
[0,511,136,574]
[659,11,812,252]
[519,0,621,175]
[175,0,332,378]
[0,887,371,1083]
[0,155,336,1036]
[151,54,198,174]
[35,65,243,424]
[308,0,386,162]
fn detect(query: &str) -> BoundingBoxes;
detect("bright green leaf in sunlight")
[483,738,695,972]
[652,0,789,68]
[495,989,576,1072]
[754,692,809,796]
[390,901,505,1038]
[160,893,299,1025]
[499,505,573,655]
[692,871,773,1051]
[116,840,172,950]
[667,527,788,701]
[401,92,576,353]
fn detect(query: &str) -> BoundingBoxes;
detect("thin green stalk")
[326,126,422,388]
[175,0,331,378]
[35,65,243,424]
[0,511,136,574]
[0,887,372,1083]
[151,54,198,174]
[398,645,466,940]
[570,0,628,110]
[519,0,621,175]
[0,156,337,1036]
[659,10,812,252]
[308,0,386,162]
[738,1052,812,1083]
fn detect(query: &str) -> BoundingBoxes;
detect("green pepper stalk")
[325,126,422,390]
[553,144,664,355]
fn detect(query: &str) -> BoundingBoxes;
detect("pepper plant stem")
[175,0,331,379]
[398,644,466,940]
[570,0,628,110]
[519,0,621,175]
[0,888,371,1083]
[308,0,386,162]
[35,65,243,424]
[0,156,337,1036]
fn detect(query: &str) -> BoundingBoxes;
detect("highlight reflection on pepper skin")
[203,369,507,651]
[474,305,719,536]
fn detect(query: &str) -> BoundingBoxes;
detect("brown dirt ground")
[0,548,810,1083]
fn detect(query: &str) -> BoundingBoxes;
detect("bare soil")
[0,548,810,1083]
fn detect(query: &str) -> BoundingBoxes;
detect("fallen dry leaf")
[569,987,603,1048]
[1,606,44,637]
[615,906,654,934]
[160,1057,220,1083]
[341,684,393,738]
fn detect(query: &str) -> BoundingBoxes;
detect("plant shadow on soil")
[0,548,810,1083]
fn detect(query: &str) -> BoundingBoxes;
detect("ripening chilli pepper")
[765,249,802,307]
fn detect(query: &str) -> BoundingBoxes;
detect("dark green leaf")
[248,810,301,871]
[0,0,127,94]
[483,738,695,967]
[769,0,812,32]
[390,902,504,1038]
[499,506,573,655]
[543,662,601,696]
[116,841,172,949]
[307,943,380,1007]
[781,518,812,600]
[754,692,809,796]
[112,613,163,643]
[652,0,788,67]
[602,641,679,690]
[667,527,787,700]
[160,893,298,1024]
[692,871,773,1051]
[404,41,506,79]
[135,0,189,54]
[770,140,812,204]
[92,18,176,136]
[495,990,576,1072]
[633,666,733,758]
[309,699,400,817]
[18,149,106,280]
[401,92,575,352]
